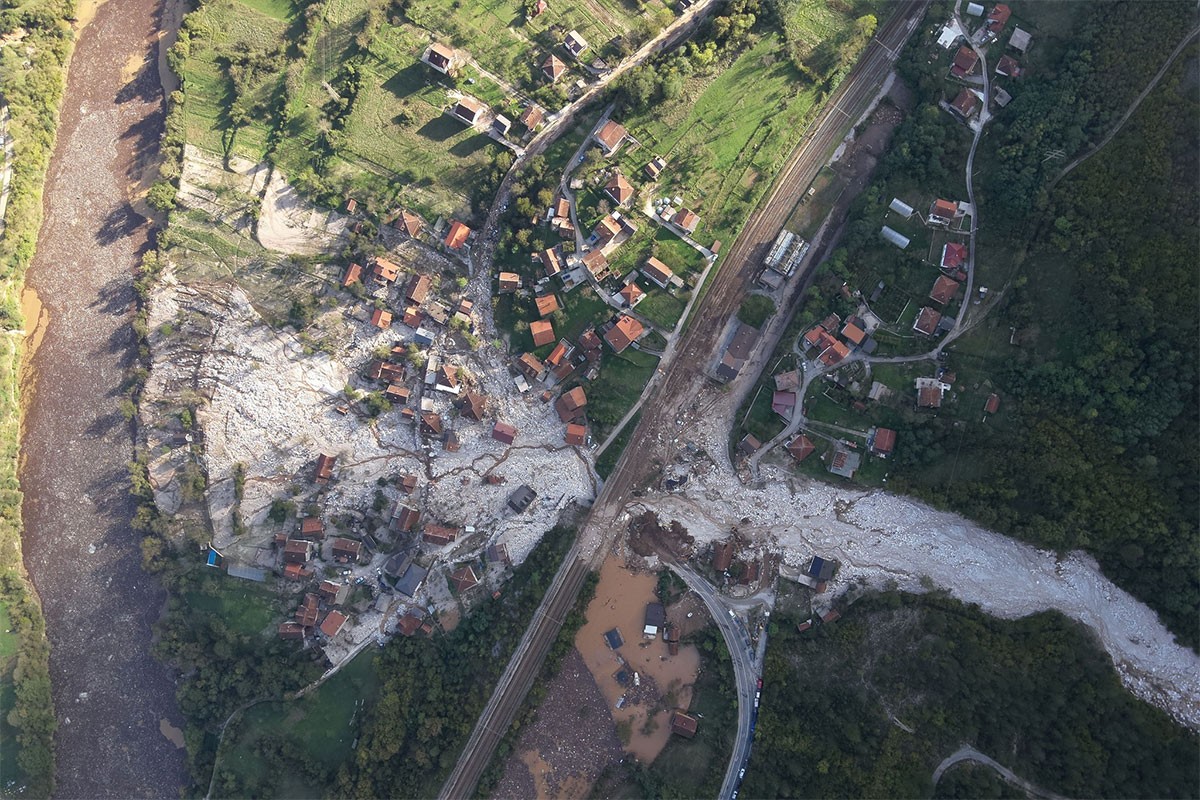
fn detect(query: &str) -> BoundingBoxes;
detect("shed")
[670,711,699,739]
[604,628,624,649]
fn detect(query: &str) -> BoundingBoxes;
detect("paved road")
[668,563,764,800]
[933,745,1067,800]
[440,3,928,796]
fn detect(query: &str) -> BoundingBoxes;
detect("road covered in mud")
[19,0,188,795]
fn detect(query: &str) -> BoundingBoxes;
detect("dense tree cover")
[737,294,776,329]
[0,0,78,792]
[328,524,579,798]
[743,593,1199,799]
[788,1,1199,648]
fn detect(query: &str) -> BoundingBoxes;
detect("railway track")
[439,3,928,796]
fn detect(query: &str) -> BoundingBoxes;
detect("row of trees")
[0,0,79,793]
[744,593,1199,799]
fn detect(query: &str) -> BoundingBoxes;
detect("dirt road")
[18,0,188,795]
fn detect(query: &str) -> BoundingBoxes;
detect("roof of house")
[565,422,587,446]
[984,392,1000,413]
[516,352,544,379]
[592,214,622,241]
[318,579,346,601]
[951,89,979,117]
[449,564,480,593]
[819,339,851,366]
[828,446,861,478]
[995,54,1021,77]
[787,435,816,462]
[842,321,867,345]
[672,207,700,233]
[535,294,560,318]
[370,309,393,329]
[373,257,400,282]
[493,421,518,444]
[278,621,306,639]
[428,42,454,65]
[295,593,320,626]
[913,307,943,335]
[951,45,979,77]
[320,610,348,638]
[542,53,566,80]
[492,114,512,133]
[604,315,644,352]
[941,242,968,269]
[519,104,545,129]
[508,484,536,512]
[555,386,587,422]
[394,504,420,532]
[808,556,837,581]
[498,271,521,290]
[595,120,627,153]
[423,524,458,545]
[737,433,761,456]
[342,262,362,287]
[582,248,610,278]
[457,390,485,421]
[486,543,511,564]
[604,172,634,204]
[644,602,666,627]
[918,386,943,408]
[398,612,423,637]
[643,256,674,285]
[530,319,555,347]
[670,711,699,738]
[445,220,471,249]
[987,3,1011,32]
[421,411,444,435]
[871,427,896,456]
[400,210,424,237]
[540,247,564,277]
[300,516,324,537]
[454,96,485,120]
[316,453,336,481]
[771,390,796,417]
[930,275,961,305]
[564,29,588,53]
[332,538,362,558]
[406,273,431,303]
[618,282,644,307]
[1008,27,1031,52]
[931,198,958,220]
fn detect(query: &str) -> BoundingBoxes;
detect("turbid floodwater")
[18,0,188,794]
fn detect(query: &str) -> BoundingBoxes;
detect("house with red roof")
[930,275,961,305]
[594,120,628,157]
[604,315,644,353]
[941,242,968,269]
[445,220,471,249]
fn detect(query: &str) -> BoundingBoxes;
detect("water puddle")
[573,555,700,763]
[159,718,185,749]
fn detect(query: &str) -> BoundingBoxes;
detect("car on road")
[757,678,763,689]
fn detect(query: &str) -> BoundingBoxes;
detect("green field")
[614,32,828,248]
[219,651,380,796]
[184,575,278,637]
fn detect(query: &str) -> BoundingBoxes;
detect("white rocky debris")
[642,468,1200,730]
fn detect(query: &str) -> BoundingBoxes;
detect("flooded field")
[574,556,700,763]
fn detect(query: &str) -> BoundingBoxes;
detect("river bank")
[17,0,188,794]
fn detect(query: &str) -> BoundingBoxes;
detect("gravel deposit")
[637,466,1200,730]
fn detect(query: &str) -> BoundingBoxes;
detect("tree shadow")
[418,115,464,142]
[95,203,146,246]
[449,133,493,158]
[114,55,161,105]
[383,63,428,99]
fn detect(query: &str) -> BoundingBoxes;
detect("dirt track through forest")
[19,0,188,794]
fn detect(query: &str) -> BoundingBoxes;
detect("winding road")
[932,745,1066,800]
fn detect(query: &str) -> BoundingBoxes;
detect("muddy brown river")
[19,0,187,795]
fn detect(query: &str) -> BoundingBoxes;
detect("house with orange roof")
[617,281,645,308]
[535,294,560,317]
[604,315,643,353]
[594,120,628,157]
[445,220,471,249]
[605,172,634,206]
[530,319,555,347]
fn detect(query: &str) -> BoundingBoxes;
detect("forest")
[743,592,1199,799]
[789,0,1199,648]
